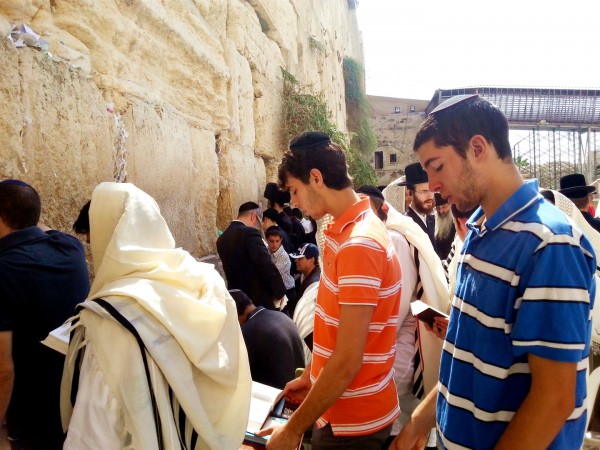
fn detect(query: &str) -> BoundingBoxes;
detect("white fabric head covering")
[383,176,407,213]
[86,183,251,441]
[89,183,234,363]
[62,182,251,450]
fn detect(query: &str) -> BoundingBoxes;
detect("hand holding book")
[410,300,449,340]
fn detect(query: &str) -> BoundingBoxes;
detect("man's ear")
[309,168,324,187]
[469,135,490,159]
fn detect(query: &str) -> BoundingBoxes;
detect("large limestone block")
[226,0,284,78]
[216,134,266,231]
[0,40,112,231]
[223,41,255,147]
[252,70,284,161]
[122,99,197,254]
[191,128,220,256]
[245,0,298,67]
[51,0,230,127]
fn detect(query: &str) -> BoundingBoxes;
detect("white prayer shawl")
[61,182,251,450]
[292,282,319,365]
[550,190,600,348]
[385,205,450,394]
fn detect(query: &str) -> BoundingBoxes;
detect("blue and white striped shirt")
[438,180,596,449]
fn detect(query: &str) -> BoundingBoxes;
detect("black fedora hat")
[559,173,596,199]
[398,162,428,186]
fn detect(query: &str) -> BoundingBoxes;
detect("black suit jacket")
[217,221,286,309]
[406,207,437,252]
[583,210,600,233]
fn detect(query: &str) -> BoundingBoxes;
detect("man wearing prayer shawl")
[61,182,252,450]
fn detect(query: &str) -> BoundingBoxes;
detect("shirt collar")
[409,206,429,225]
[468,179,541,235]
[246,306,265,321]
[325,196,372,235]
[0,226,47,253]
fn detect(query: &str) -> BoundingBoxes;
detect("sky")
[355,1,600,100]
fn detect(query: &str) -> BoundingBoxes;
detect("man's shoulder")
[344,211,391,252]
[1,228,84,258]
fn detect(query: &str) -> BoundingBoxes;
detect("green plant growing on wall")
[280,67,377,187]
[343,57,376,157]
[308,36,327,55]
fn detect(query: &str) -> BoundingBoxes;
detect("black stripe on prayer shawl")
[69,306,85,408]
[169,387,200,450]
[410,245,425,399]
[94,299,165,450]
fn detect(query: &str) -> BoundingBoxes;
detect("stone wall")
[368,95,429,185]
[0,0,362,256]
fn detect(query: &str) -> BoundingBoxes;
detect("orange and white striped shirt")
[311,196,401,436]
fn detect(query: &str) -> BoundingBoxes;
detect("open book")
[410,300,449,328]
[40,321,71,355]
[245,381,299,447]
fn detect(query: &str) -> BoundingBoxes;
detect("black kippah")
[289,131,332,150]
[238,201,260,214]
[356,185,384,201]
[0,179,31,187]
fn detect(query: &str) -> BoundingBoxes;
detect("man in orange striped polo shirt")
[261,131,402,450]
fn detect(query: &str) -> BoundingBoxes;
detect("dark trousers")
[312,423,392,450]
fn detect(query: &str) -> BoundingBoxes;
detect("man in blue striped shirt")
[392,95,595,450]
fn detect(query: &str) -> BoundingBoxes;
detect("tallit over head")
[89,182,247,370]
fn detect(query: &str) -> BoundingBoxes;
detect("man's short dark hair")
[278,131,353,190]
[356,185,388,222]
[0,180,41,229]
[291,208,303,220]
[73,200,91,234]
[414,96,512,160]
[265,226,283,240]
[262,208,279,222]
[229,289,253,316]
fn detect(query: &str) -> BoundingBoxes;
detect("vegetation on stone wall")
[281,67,377,187]
[343,57,377,156]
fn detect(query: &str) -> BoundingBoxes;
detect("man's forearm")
[0,370,13,421]
[0,331,14,422]
[494,355,576,450]
[285,347,361,435]
[285,305,374,436]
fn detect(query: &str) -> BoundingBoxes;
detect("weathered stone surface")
[0,38,112,232]
[0,0,362,258]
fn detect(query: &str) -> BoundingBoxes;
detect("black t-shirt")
[0,227,90,448]
[242,307,305,389]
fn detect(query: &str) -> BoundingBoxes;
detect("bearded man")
[434,193,455,259]
[400,162,437,252]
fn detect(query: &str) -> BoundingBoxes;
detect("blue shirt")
[438,180,595,449]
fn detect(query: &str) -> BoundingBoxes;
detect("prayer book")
[410,300,448,328]
[40,321,71,355]
[244,381,300,447]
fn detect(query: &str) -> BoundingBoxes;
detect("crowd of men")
[0,94,598,450]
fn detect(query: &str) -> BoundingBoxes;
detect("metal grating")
[425,87,600,188]
[426,87,600,128]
